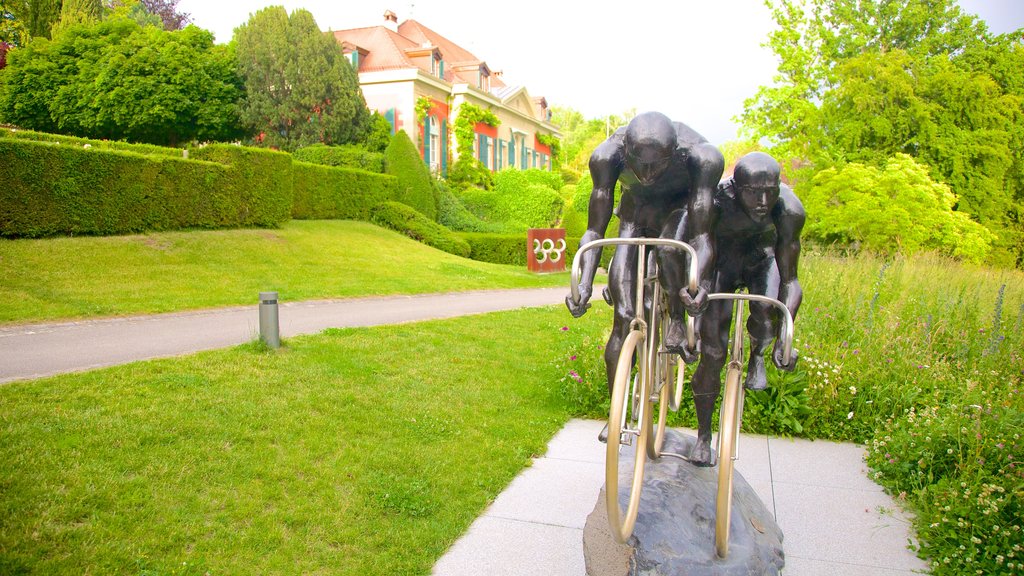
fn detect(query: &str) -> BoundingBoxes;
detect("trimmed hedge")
[439,182,509,233]
[457,231,612,269]
[369,201,471,258]
[563,172,621,237]
[457,233,527,265]
[187,144,293,227]
[0,138,294,237]
[1,127,185,158]
[293,143,385,173]
[384,130,438,221]
[291,161,398,220]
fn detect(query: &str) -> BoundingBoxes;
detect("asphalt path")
[0,287,571,384]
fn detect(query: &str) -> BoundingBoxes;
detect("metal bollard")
[259,291,280,349]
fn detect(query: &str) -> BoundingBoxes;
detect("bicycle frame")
[569,237,701,352]
[707,292,794,465]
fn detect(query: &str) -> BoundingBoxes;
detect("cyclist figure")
[565,111,724,439]
[688,151,804,466]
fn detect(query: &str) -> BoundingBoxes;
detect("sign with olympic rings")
[527,228,567,273]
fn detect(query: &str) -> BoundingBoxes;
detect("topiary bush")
[293,143,385,173]
[384,130,439,221]
[563,172,621,237]
[0,138,291,237]
[291,161,397,220]
[189,143,294,226]
[456,233,527,265]
[370,201,470,257]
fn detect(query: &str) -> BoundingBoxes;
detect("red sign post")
[527,228,567,273]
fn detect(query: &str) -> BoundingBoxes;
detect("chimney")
[383,10,398,32]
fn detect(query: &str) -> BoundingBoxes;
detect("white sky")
[176,0,1024,145]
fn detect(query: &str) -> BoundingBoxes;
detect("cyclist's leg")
[656,208,694,356]
[743,255,779,391]
[689,297,732,466]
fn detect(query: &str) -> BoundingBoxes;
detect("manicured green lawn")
[0,306,597,575]
[0,220,567,324]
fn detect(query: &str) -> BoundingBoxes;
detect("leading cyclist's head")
[623,112,675,186]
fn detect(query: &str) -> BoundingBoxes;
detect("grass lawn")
[0,306,604,575]
[0,220,568,325]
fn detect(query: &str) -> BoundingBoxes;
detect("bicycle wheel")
[715,363,743,558]
[646,284,670,460]
[606,329,648,544]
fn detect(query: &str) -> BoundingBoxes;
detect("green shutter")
[423,115,431,165]
[385,108,396,134]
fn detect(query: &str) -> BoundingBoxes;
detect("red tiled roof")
[332,18,509,90]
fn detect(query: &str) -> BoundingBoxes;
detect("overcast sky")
[176,0,1024,145]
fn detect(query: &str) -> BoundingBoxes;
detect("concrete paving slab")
[766,436,879,491]
[783,555,926,576]
[431,516,585,576]
[544,419,605,464]
[773,482,927,572]
[484,457,604,529]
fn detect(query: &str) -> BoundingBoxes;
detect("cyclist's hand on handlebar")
[565,288,592,318]
[772,343,798,371]
[679,286,709,316]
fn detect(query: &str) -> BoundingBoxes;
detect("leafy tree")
[551,106,635,182]
[801,154,993,262]
[742,0,1024,266]
[0,17,243,145]
[234,6,369,151]
[3,0,60,40]
[138,0,189,30]
[1,0,29,48]
[51,0,103,37]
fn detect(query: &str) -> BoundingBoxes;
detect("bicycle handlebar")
[706,293,795,366]
[569,238,699,305]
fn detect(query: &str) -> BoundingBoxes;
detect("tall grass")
[556,249,1023,575]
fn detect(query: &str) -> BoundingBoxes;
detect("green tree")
[234,6,369,152]
[385,129,438,220]
[742,0,1024,266]
[3,0,60,40]
[52,0,102,36]
[801,154,993,262]
[0,17,243,145]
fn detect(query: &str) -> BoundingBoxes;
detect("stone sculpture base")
[583,429,784,576]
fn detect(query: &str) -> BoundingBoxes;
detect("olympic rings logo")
[533,238,567,264]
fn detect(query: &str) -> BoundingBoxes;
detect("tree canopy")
[0,17,243,145]
[233,6,370,152]
[742,0,1024,266]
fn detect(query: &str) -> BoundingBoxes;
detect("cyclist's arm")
[576,142,621,296]
[774,186,805,324]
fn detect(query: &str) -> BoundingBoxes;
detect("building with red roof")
[332,10,559,175]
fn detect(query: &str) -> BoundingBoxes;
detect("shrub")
[563,172,621,237]
[457,233,526,265]
[384,130,438,220]
[437,180,507,233]
[0,138,290,237]
[369,201,470,258]
[291,162,397,220]
[447,156,493,191]
[293,143,384,173]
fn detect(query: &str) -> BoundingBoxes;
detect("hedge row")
[291,162,398,220]
[293,143,385,173]
[0,139,290,237]
[370,201,471,258]
[1,127,184,158]
[456,232,611,269]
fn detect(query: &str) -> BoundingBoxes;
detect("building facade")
[332,11,560,175]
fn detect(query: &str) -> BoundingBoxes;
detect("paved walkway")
[433,420,929,576]
[0,287,566,383]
